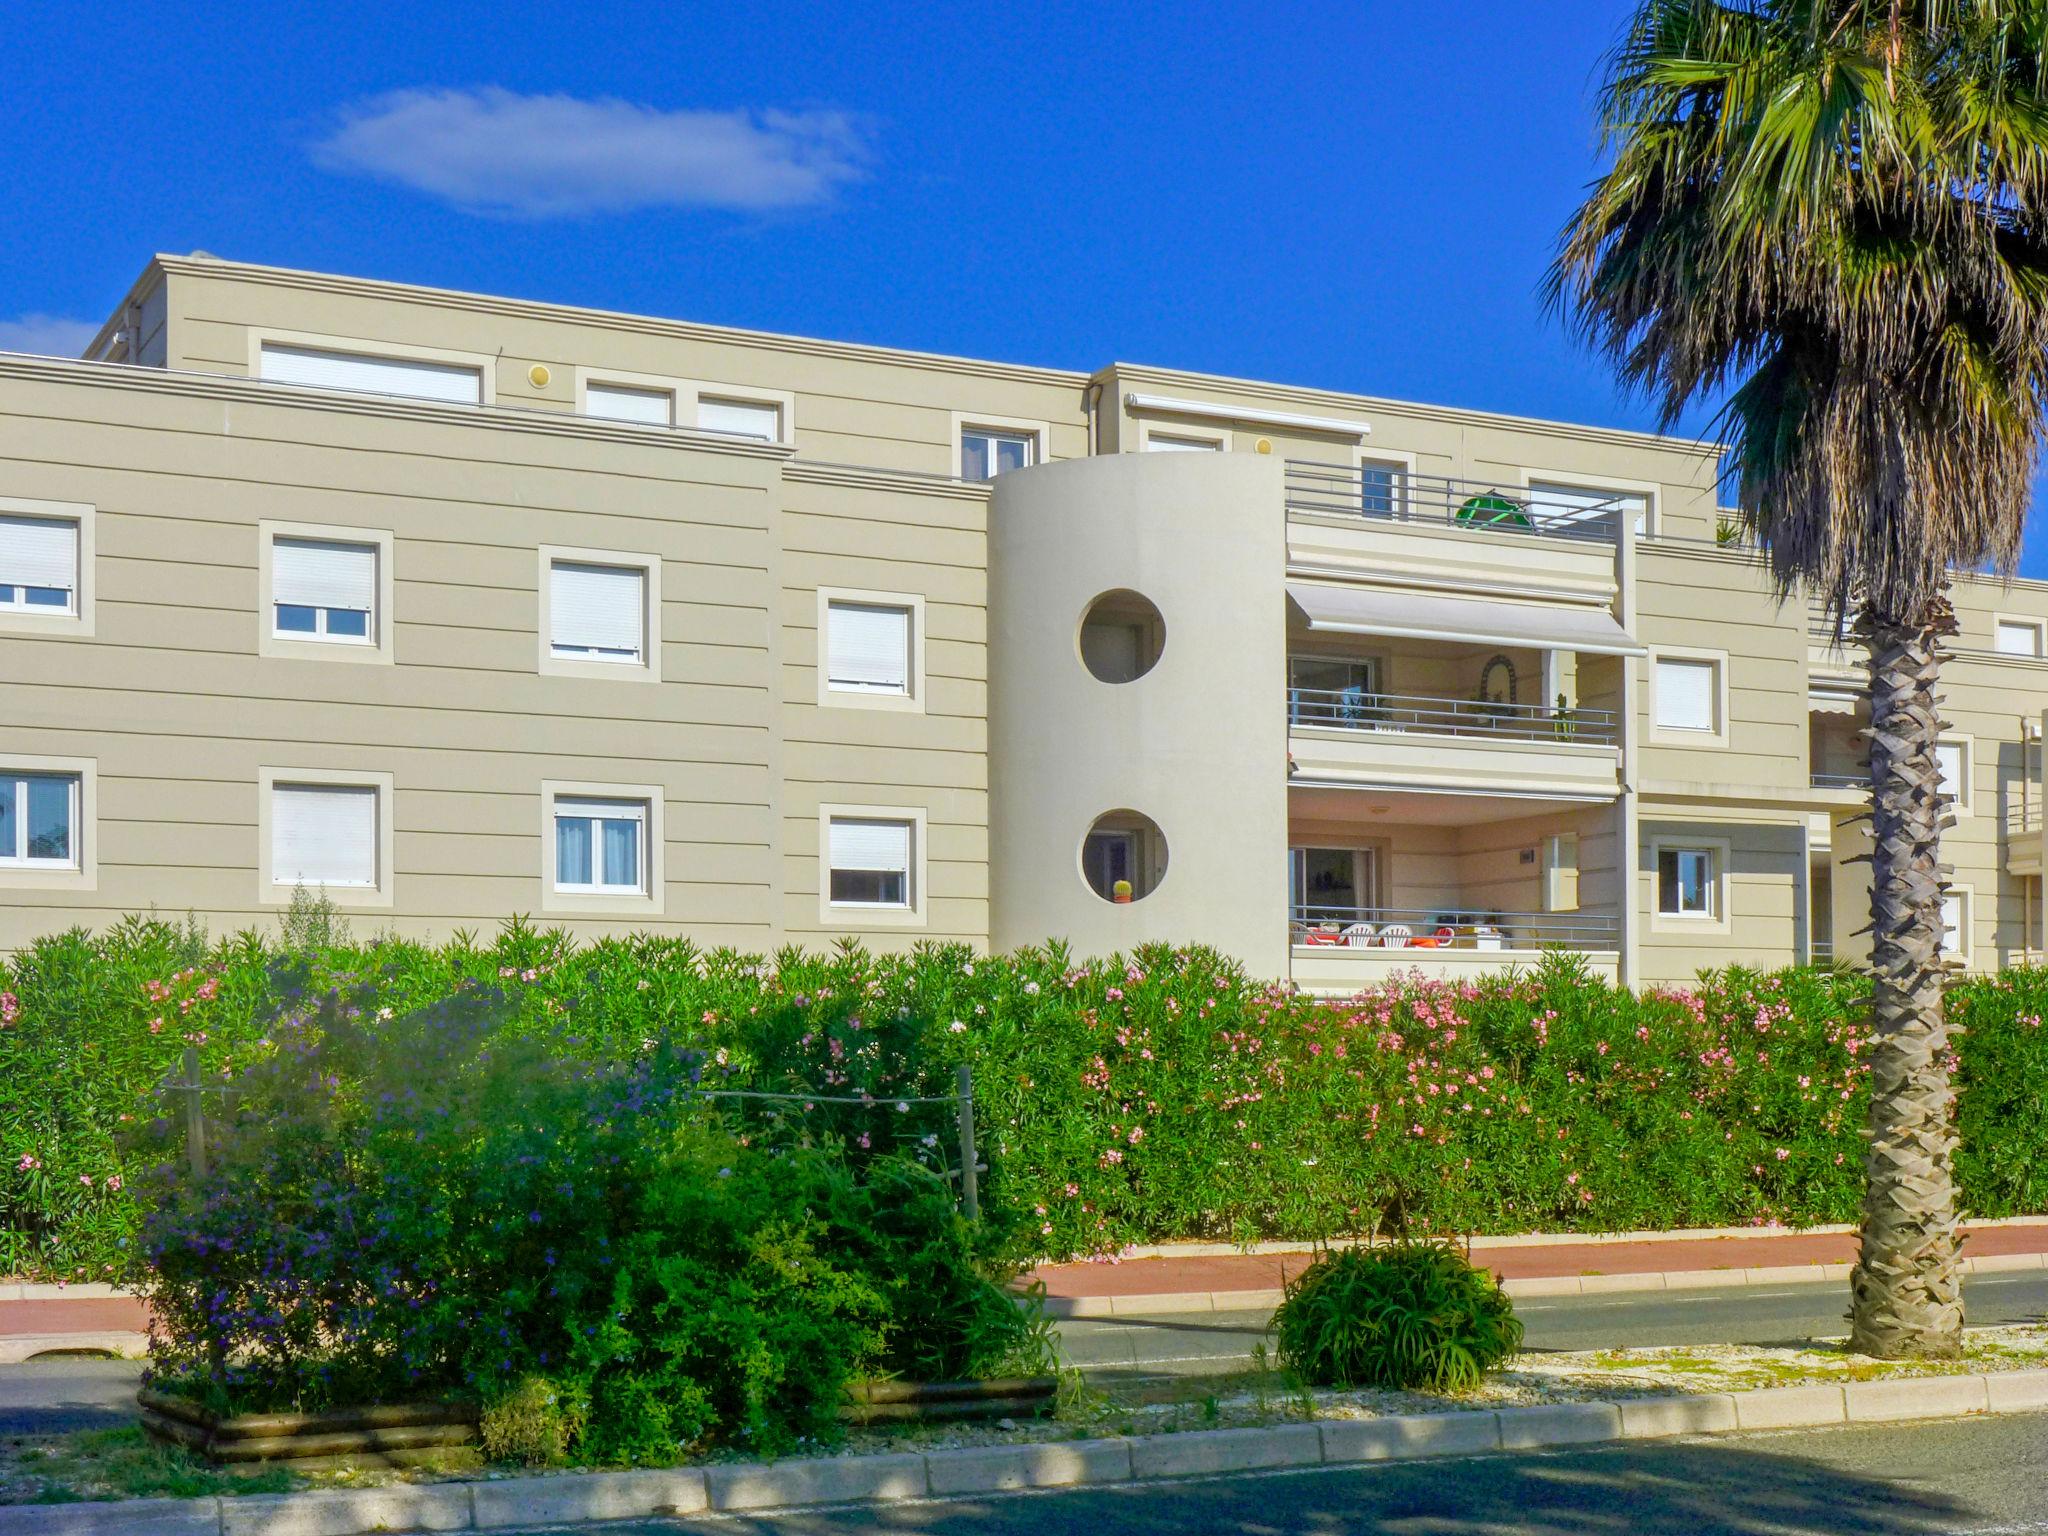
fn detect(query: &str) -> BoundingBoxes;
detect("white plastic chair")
[1340,922,1378,947]
[1379,924,1413,948]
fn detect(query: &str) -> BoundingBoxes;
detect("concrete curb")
[0,1330,149,1363]
[1038,1248,2048,1317]
[1,1369,2041,1536]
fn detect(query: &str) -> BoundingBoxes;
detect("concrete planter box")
[137,1387,479,1469]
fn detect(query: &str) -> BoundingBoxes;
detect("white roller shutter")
[259,344,483,405]
[1996,621,2042,656]
[827,602,910,691]
[830,817,911,874]
[587,383,674,425]
[550,562,645,657]
[1527,482,1648,535]
[0,515,77,592]
[272,784,377,888]
[697,397,780,440]
[1655,658,1717,731]
[273,539,375,612]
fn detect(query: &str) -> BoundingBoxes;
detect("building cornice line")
[1284,561,1617,608]
[151,255,1093,391]
[783,460,991,501]
[0,352,793,459]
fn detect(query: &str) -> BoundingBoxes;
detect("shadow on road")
[0,1358,144,1435]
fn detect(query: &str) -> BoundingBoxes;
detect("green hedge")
[5,915,2048,1280]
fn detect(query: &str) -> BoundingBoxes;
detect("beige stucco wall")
[986,453,1289,969]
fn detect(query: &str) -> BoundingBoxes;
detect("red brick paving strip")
[0,1297,149,1336]
[1025,1224,2044,1299]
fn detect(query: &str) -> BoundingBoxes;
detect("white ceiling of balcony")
[1286,582,1646,657]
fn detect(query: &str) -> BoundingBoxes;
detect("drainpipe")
[1083,379,1104,457]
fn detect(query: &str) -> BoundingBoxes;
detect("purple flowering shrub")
[126,978,1047,1458]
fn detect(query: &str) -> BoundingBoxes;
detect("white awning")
[1286,582,1645,657]
[1809,687,1863,716]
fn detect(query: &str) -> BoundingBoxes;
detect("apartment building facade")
[1,253,2044,987]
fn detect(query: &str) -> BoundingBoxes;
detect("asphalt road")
[1060,1270,2048,1382]
[501,1412,2048,1535]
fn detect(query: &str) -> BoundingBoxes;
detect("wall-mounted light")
[527,364,552,389]
[1255,437,1273,454]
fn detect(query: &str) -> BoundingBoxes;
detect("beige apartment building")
[1,253,2045,988]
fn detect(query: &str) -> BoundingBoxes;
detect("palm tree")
[1551,0,2048,1358]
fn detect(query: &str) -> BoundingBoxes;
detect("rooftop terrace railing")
[1284,461,1627,544]
[1290,904,1621,951]
[1288,687,1619,746]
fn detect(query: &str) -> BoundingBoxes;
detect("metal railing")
[1290,904,1621,951]
[1810,771,1865,790]
[1288,687,1619,746]
[1284,461,1627,543]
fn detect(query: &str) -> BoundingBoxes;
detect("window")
[1527,480,1650,537]
[1936,738,1972,814]
[1657,846,1716,917]
[258,343,483,405]
[552,798,648,895]
[825,600,911,696]
[0,513,77,615]
[697,396,781,441]
[549,560,646,664]
[586,382,674,425]
[1289,655,1378,725]
[1996,619,2044,657]
[828,816,914,907]
[1359,459,1405,517]
[271,537,376,643]
[1941,888,1972,966]
[1290,846,1375,922]
[0,772,78,868]
[270,783,378,889]
[1144,432,1223,452]
[1653,656,1720,734]
[961,429,1035,481]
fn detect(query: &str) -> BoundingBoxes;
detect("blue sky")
[5,0,2045,573]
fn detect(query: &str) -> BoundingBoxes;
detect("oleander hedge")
[4,915,2047,1281]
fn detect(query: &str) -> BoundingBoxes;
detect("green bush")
[1272,1240,1523,1390]
[129,981,1042,1460]
[9,916,2048,1281]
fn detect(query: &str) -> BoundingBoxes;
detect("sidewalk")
[1026,1219,2048,1316]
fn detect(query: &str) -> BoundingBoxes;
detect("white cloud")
[311,87,874,218]
[0,313,98,358]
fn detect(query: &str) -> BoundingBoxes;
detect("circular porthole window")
[1078,589,1165,684]
[1081,810,1168,903]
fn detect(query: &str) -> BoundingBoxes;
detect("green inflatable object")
[1455,493,1532,528]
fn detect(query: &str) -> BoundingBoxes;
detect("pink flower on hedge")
[105,1175,122,1193]
[1775,1148,1790,1161]
[16,1154,39,1171]
[78,1174,92,1188]
[0,991,17,1026]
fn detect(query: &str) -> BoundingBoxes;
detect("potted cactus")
[1112,878,1133,904]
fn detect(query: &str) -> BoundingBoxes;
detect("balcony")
[1284,463,1628,544]
[1288,903,1620,988]
[1288,685,1623,799]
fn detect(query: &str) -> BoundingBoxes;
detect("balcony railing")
[1811,771,1866,790]
[1285,461,1626,544]
[1289,687,1619,746]
[1291,905,1621,951]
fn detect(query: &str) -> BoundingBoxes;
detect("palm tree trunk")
[1848,597,1964,1359]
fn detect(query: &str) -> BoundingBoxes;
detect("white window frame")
[949,412,1050,481]
[1648,647,1730,747]
[816,587,925,713]
[259,522,395,665]
[1515,467,1658,539]
[537,546,662,683]
[1648,833,1732,935]
[0,762,88,886]
[246,329,496,405]
[0,496,94,638]
[570,367,795,446]
[540,781,666,917]
[1138,423,1230,452]
[1994,615,2046,659]
[1942,885,1974,968]
[818,803,928,928]
[257,768,395,908]
[1353,447,1418,518]
[1935,735,1974,819]
[550,797,650,895]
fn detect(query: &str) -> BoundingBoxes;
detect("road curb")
[0,1329,148,1363]
[0,1368,2041,1536]
[1037,1249,2047,1317]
